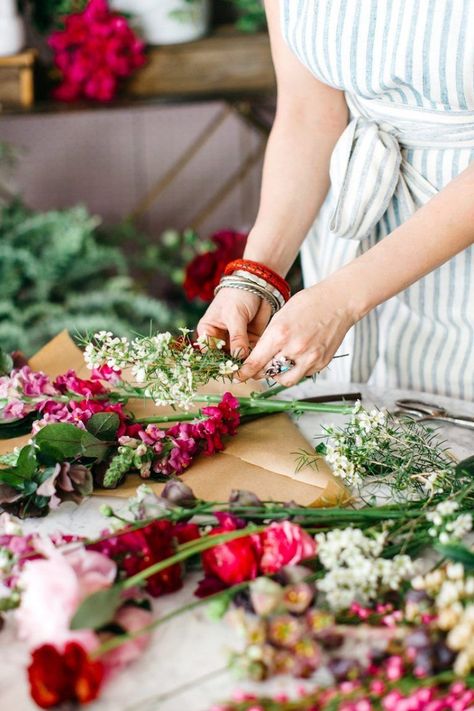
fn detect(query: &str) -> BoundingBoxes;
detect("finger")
[228,314,250,359]
[273,356,314,388]
[237,335,281,382]
[196,321,226,343]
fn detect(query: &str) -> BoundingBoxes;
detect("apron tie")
[328,117,438,241]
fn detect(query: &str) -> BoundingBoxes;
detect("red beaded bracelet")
[224,259,291,302]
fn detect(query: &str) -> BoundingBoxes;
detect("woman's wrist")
[243,229,298,278]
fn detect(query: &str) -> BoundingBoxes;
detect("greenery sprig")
[298,402,457,501]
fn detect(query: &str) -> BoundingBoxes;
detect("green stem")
[194,394,353,415]
[134,413,197,424]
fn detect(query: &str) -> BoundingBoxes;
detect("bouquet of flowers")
[0,330,352,518]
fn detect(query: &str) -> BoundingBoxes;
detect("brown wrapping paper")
[0,332,348,507]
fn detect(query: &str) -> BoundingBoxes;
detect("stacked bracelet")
[214,275,281,315]
[224,259,291,303]
[215,259,291,316]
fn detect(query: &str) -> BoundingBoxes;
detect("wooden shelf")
[2,28,275,116]
[126,29,275,98]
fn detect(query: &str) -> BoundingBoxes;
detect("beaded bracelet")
[224,259,291,303]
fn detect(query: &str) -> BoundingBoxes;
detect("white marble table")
[0,383,472,711]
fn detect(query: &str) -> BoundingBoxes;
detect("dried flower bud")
[229,489,262,508]
[161,479,196,508]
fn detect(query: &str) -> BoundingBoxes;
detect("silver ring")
[264,355,296,378]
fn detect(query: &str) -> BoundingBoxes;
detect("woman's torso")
[280,0,474,399]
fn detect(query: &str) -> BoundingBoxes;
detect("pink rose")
[258,522,317,575]
[16,546,116,651]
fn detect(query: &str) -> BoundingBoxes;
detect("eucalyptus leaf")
[435,542,474,571]
[70,586,123,631]
[85,412,120,441]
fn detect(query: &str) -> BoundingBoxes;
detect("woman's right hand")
[196,290,272,358]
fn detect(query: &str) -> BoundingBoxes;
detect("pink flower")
[16,546,116,651]
[49,0,146,103]
[16,367,56,398]
[101,605,152,671]
[91,364,121,383]
[258,522,317,575]
[3,399,27,420]
[54,370,106,397]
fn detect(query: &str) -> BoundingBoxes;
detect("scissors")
[394,398,474,430]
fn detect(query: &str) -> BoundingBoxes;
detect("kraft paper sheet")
[0,332,348,507]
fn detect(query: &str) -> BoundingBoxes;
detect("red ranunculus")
[258,521,317,575]
[198,518,316,595]
[184,230,247,302]
[200,513,260,587]
[28,642,103,708]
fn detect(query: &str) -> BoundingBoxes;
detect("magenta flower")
[48,0,146,103]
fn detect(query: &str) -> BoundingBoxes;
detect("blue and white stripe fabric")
[280,0,474,400]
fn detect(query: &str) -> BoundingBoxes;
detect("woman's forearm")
[331,163,474,321]
[243,0,348,277]
[244,106,347,276]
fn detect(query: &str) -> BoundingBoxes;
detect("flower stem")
[194,395,354,415]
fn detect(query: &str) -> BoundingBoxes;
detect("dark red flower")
[89,520,184,597]
[184,230,247,302]
[28,642,103,709]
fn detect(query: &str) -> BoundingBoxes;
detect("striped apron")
[280,0,474,400]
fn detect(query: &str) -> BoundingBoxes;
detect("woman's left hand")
[237,277,361,386]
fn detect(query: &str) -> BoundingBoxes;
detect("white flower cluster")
[84,329,239,410]
[323,402,387,487]
[412,563,474,675]
[315,526,414,611]
[426,501,473,545]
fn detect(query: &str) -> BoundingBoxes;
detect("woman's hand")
[237,278,360,386]
[196,289,273,358]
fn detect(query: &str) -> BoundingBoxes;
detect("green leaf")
[0,412,37,439]
[0,468,26,488]
[435,543,474,571]
[34,423,108,461]
[15,445,38,479]
[0,349,13,375]
[85,412,119,441]
[70,586,123,631]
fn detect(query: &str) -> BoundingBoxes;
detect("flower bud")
[229,489,262,508]
[161,479,196,508]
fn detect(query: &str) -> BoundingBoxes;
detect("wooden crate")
[126,29,275,98]
[0,50,35,109]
